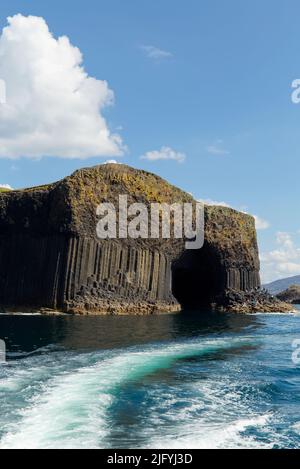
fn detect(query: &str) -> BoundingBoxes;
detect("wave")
[147,414,272,449]
[0,336,256,449]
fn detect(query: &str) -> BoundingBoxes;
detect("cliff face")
[0,164,261,314]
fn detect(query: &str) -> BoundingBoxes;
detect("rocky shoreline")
[65,299,181,315]
[277,285,300,305]
[0,289,294,316]
[218,288,294,314]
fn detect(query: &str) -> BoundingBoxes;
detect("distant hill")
[264,275,300,295]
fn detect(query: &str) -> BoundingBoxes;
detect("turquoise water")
[0,308,300,449]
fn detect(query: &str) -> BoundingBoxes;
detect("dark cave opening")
[171,243,226,309]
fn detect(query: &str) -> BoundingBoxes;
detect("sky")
[0,0,300,283]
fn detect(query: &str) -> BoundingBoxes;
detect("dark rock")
[220,288,294,313]
[0,163,288,314]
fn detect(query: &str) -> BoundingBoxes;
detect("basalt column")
[0,164,261,314]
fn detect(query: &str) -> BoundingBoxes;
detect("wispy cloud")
[253,215,270,230]
[140,45,172,60]
[141,146,185,163]
[206,140,230,156]
[0,184,12,190]
[206,145,230,156]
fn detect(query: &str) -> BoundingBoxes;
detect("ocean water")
[0,308,300,449]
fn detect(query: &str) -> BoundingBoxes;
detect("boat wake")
[0,336,265,449]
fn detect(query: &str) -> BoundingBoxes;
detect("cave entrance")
[171,243,226,309]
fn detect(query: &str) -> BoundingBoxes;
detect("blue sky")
[0,0,300,282]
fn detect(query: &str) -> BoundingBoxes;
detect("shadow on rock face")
[172,242,226,309]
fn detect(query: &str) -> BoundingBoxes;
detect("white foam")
[147,414,271,449]
[0,336,255,449]
[292,422,300,434]
[141,371,275,450]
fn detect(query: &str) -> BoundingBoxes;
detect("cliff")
[0,163,287,314]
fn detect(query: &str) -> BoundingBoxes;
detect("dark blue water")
[0,308,300,449]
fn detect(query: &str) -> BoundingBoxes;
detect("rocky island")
[0,164,292,314]
[277,285,300,305]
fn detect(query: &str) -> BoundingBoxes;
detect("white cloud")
[0,14,124,159]
[140,45,172,60]
[197,198,231,208]
[0,183,12,189]
[253,215,270,230]
[141,146,186,163]
[101,159,122,164]
[260,232,300,283]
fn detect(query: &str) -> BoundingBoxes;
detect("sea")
[0,307,300,449]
